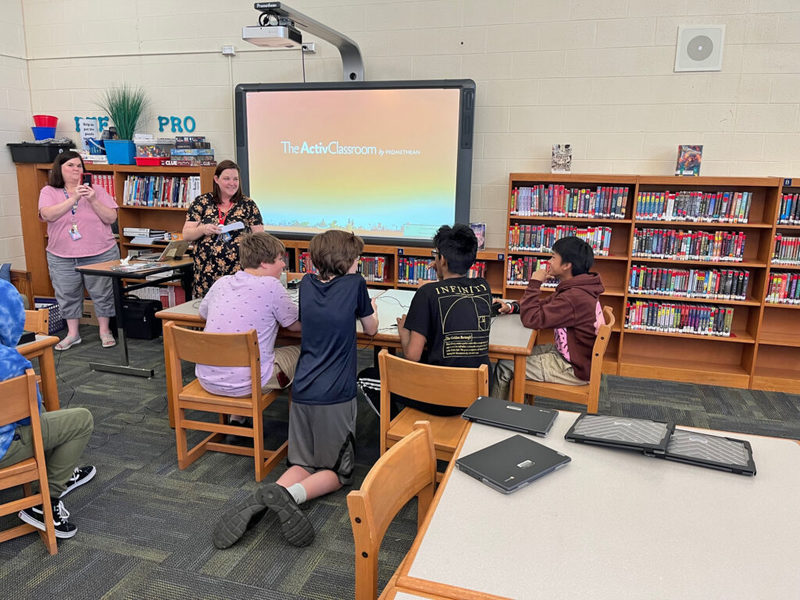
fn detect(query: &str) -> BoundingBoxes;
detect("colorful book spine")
[778,193,800,225]
[635,190,752,223]
[507,225,612,256]
[632,228,746,262]
[398,257,436,284]
[509,185,628,218]
[772,235,800,265]
[357,255,387,282]
[625,300,734,337]
[766,272,800,304]
[628,265,750,300]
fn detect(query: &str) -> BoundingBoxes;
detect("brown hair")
[239,232,285,269]
[48,150,85,188]
[212,159,244,205]
[309,230,364,279]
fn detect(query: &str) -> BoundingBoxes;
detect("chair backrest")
[587,306,615,399]
[162,321,261,398]
[378,350,489,410]
[10,270,34,310]
[0,369,39,428]
[347,421,436,600]
[24,309,49,335]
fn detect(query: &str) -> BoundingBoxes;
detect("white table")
[393,413,800,600]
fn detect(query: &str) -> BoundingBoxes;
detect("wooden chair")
[163,321,288,482]
[524,306,615,414]
[0,369,57,554]
[24,309,49,334]
[10,269,34,310]
[348,421,436,600]
[378,350,488,477]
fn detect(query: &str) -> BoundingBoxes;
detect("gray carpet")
[1,325,799,599]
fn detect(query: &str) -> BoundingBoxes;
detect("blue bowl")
[32,126,56,140]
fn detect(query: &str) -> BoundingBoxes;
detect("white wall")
[4,0,800,253]
[0,0,31,268]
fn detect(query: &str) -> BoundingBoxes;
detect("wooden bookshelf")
[505,173,799,391]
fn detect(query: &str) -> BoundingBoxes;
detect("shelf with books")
[501,173,796,391]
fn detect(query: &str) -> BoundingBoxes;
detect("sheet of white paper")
[218,221,245,234]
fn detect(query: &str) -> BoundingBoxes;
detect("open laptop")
[659,428,756,476]
[456,435,571,494]
[564,413,673,455]
[462,396,557,437]
[134,240,190,262]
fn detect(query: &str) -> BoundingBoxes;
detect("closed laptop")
[456,434,571,494]
[462,395,557,437]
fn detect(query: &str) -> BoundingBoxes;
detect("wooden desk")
[75,257,193,378]
[18,334,60,412]
[156,288,536,427]
[391,415,800,600]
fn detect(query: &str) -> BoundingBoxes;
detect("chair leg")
[253,408,266,482]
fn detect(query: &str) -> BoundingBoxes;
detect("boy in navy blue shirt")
[214,230,377,549]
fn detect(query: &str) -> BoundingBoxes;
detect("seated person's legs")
[264,345,301,391]
[491,344,586,399]
[0,407,95,538]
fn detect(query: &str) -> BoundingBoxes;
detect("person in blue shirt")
[213,230,377,549]
[0,279,95,539]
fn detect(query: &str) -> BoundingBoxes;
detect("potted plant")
[96,85,148,165]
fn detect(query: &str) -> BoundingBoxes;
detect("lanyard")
[63,189,78,218]
[218,206,228,225]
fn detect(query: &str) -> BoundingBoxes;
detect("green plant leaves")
[96,85,149,140]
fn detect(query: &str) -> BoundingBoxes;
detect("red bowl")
[33,114,58,127]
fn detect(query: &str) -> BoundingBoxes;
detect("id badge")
[69,223,82,241]
[220,232,231,243]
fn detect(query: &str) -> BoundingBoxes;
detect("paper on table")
[218,221,245,234]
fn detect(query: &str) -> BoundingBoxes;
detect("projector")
[242,25,302,48]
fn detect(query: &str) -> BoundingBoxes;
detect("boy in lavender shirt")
[196,232,300,407]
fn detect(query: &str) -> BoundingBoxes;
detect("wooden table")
[18,334,60,412]
[75,257,193,377]
[387,414,800,599]
[156,288,536,426]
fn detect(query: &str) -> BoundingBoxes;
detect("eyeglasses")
[431,249,440,258]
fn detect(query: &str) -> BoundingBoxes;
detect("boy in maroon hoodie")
[491,236,605,400]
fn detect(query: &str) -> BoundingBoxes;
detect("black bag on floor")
[122,295,163,339]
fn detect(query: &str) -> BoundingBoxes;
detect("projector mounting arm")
[252,2,364,81]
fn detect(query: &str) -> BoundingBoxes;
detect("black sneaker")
[258,483,314,547]
[19,500,77,539]
[60,465,96,498]
[212,493,269,549]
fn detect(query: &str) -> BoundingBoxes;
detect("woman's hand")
[202,223,221,236]
[77,183,96,202]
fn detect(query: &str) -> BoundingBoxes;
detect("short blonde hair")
[239,232,285,269]
[309,230,364,279]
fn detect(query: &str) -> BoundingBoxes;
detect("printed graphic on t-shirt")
[434,282,491,358]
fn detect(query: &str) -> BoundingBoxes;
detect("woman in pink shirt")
[38,151,119,350]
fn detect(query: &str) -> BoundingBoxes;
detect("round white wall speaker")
[674,25,725,72]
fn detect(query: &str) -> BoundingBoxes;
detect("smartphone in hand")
[81,173,92,186]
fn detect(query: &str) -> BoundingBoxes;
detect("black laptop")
[462,396,557,437]
[564,413,674,455]
[456,435,571,494]
[660,428,756,476]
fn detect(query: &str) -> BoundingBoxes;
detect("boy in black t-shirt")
[359,224,492,416]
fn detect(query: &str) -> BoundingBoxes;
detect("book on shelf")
[766,272,800,304]
[357,255,387,283]
[470,223,486,249]
[675,145,703,176]
[635,190,752,223]
[778,192,800,225]
[123,227,166,237]
[505,257,558,287]
[551,144,572,174]
[507,224,611,256]
[772,234,800,265]
[511,184,628,219]
[625,300,733,337]
[398,256,436,284]
[122,174,201,208]
[632,228,746,262]
[628,265,750,301]
[162,159,217,167]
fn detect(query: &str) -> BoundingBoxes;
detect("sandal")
[100,332,116,348]
[55,336,82,351]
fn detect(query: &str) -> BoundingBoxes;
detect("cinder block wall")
[2,0,799,258]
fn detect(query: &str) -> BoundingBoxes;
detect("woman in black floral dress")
[182,160,264,298]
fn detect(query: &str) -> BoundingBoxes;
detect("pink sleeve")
[274,286,299,327]
[38,186,61,218]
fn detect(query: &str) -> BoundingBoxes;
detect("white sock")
[286,483,307,505]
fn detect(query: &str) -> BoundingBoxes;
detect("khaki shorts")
[263,345,301,391]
